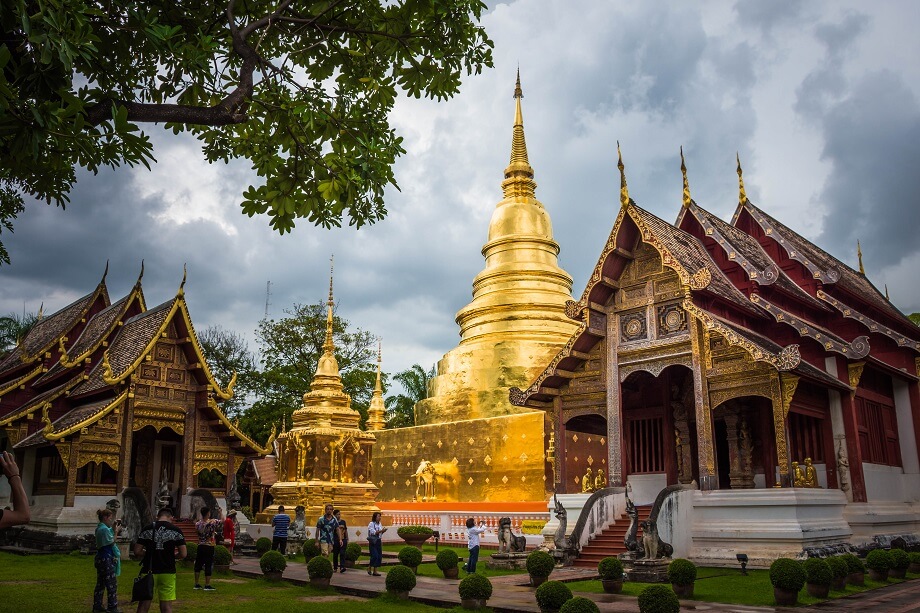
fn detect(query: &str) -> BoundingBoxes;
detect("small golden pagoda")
[366,343,386,432]
[260,268,380,524]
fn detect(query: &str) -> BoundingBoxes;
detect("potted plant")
[866,549,891,582]
[302,540,321,562]
[260,550,287,582]
[458,572,493,609]
[842,553,865,585]
[803,557,832,598]
[909,552,920,574]
[526,550,555,587]
[597,556,624,594]
[398,545,423,573]
[437,549,461,579]
[826,556,849,591]
[385,564,417,599]
[344,542,362,569]
[183,542,198,568]
[307,555,334,588]
[769,558,806,606]
[255,537,272,557]
[667,558,697,598]
[889,548,909,579]
[214,545,232,574]
[559,596,600,613]
[396,525,433,549]
[637,584,680,613]
[534,580,572,613]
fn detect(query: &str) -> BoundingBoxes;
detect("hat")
[228,509,238,516]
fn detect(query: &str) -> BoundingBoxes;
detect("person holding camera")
[93,507,122,613]
[463,517,487,574]
[0,450,30,529]
[194,507,221,591]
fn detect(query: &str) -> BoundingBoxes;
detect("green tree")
[384,363,434,428]
[239,302,378,442]
[198,324,258,418]
[909,313,920,326]
[0,311,39,358]
[0,1,493,264]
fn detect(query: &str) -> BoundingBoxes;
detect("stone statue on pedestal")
[156,468,170,510]
[837,443,850,494]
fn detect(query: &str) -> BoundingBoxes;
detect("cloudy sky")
[2,0,919,388]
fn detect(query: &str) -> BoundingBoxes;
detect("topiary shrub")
[597,556,624,580]
[214,545,232,567]
[184,542,198,562]
[436,549,460,571]
[307,555,334,579]
[769,558,807,592]
[843,553,864,574]
[458,572,493,600]
[866,549,892,573]
[398,545,423,568]
[527,550,556,578]
[637,584,681,613]
[667,558,697,585]
[827,556,848,580]
[909,551,920,571]
[345,542,362,562]
[534,580,573,612]
[889,548,909,570]
[804,558,832,586]
[559,596,600,613]
[396,525,433,539]
[385,565,418,593]
[260,550,287,573]
[256,537,272,556]
[302,540,321,561]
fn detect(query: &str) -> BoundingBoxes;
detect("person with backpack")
[331,509,348,573]
[134,507,187,613]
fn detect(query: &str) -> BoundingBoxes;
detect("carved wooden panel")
[140,365,160,381]
[155,342,173,362]
[166,368,185,384]
[657,303,688,337]
[153,387,169,400]
[135,384,149,397]
[620,310,648,342]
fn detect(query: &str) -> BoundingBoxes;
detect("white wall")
[628,474,667,506]
[893,380,919,475]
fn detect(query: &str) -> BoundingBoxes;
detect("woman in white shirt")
[366,511,387,576]
[463,517,487,574]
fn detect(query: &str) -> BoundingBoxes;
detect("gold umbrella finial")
[617,141,630,208]
[680,146,691,208]
[736,152,748,204]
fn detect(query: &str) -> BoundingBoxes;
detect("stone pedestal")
[623,557,670,583]
[487,552,529,570]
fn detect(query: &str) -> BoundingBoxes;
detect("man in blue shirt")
[314,504,337,557]
[271,506,291,553]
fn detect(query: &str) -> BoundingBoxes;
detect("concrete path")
[799,578,920,612]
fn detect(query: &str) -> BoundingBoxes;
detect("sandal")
[373,572,382,576]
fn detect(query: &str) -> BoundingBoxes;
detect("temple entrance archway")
[130,425,183,514]
[711,395,776,489]
[561,413,608,493]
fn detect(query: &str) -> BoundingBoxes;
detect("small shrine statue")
[803,457,819,488]
[594,468,607,491]
[581,467,595,493]
[837,443,850,493]
[792,461,806,487]
[156,468,171,510]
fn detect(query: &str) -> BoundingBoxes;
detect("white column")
[893,379,919,474]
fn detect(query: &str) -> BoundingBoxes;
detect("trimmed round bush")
[559,596,600,613]
[827,556,849,580]
[889,548,910,571]
[637,584,681,613]
[804,558,832,586]
[185,542,198,562]
[667,558,697,585]
[436,548,460,571]
[909,552,920,565]
[255,537,272,556]
[398,545,423,568]
[769,558,807,592]
[458,572,493,600]
[385,565,418,592]
[302,540,321,561]
[527,550,556,578]
[843,553,864,574]
[535,580,573,611]
[260,550,287,573]
[396,525,434,538]
[866,549,892,573]
[597,556,624,581]
[214,545,232,566]
[345,542,362,562]
[307,555,334,579]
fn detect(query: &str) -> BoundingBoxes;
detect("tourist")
[194,507,221,591]
[134,507,187,613]
[93,508,122,613]
[315,503,337,558]
[463,517,487,574]
[366,511,387,576]
[0,450,30,528]
[331,509,348,573]
[224,509,238,564]
[271,505,290,553]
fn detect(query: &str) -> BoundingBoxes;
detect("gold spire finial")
[139,259,145,282]
[617,141,630,208]
[178,264,187,296]
[885,284,890,300]
[102,259,109,283]
[514,66,522,99]
[37,302,44,321]
[366,337,386,431]
[680,146,691,208]
[736,152,748,204]
[502,70,536,199]
[324,256,335,352]
[857,240,865,275]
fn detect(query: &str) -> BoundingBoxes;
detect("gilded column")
[118,388,136,492]
[607,308,623,486]
[689,317,715,487]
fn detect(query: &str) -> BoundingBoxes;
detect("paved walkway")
[800,578,920,612]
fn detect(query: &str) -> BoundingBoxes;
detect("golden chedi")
[260,271,380,525]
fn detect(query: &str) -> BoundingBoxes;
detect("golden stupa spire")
[736,152,748,204]
[617,141,631,208]
[680,146,692,208]
[323,255,335,353]
[501,68,537,199]
[366,339,386,431]
[857,240,865,275]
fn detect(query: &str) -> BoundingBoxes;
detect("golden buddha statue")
[803,457,819,488]
[594,468,607,491]
[582,467,595,493]
[792,461,806,487]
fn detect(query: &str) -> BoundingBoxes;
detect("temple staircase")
[173,520,199,544]
[573,505,651,568]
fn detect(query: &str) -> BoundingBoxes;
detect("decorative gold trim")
[60,285,144,368]
[817,290,920,353]
[0,375,83,427]
[20,279,108,363]
[77,448,121,471]
[779,373,800,419]
[205,396,276,455]
[770,373,789,484]
[752,294,870,358]
[848,362,866,390]
[0,364,43,398]
[193,460,227,475]
[43,389,129,441]
[56,442,71,471]
[509,321,588,406]
[578,206,628,305]
[629,207,709,291]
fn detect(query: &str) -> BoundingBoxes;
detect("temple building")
[511,149,920,555]
[0,266,273,540]
[373,73,583,503]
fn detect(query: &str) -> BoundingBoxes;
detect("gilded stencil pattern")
[817,290,920,353]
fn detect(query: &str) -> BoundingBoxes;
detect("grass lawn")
[0,552,468,613]
[380,543,527,578]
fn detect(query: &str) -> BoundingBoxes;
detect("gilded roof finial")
[178,263,187,296]
[857,240,865,275]
[102,259,109,284]
[617,141,630,208]
[885,284,890,301]
[139,259,145,282]
[366,337,387,431]
[37,302,44,321]
[514,65,523,99]
[502,69,536,199]
[680,146,692,208]
[736,152,748,204]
